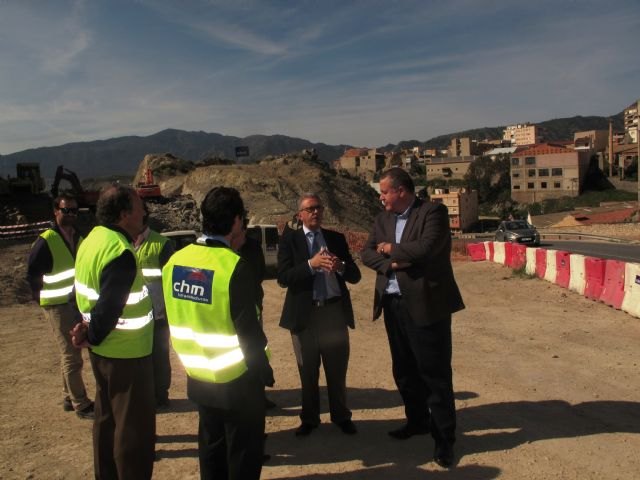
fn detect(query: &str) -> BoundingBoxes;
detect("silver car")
[494,220,540,246]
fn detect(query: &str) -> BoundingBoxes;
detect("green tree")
[463,154,511,203]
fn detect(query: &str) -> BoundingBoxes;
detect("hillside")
[387,112,625,151]
[0,129,349,180]
[0,111,626,180]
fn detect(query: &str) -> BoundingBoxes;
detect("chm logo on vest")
[172,266,214,304]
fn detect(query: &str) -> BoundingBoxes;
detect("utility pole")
[637,100,640,219]
[609,118,614,178]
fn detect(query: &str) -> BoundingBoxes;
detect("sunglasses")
[58,207,79,215]
[300,205,324,214]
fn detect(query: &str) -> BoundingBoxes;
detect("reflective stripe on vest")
[136,230,168,280]
[163,244,265,384]
[75,226,153,359]
[37,229,80,306]
[142,268,162,278]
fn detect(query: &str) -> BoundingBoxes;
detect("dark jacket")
[277,227,361,332]
[361,198,465,326]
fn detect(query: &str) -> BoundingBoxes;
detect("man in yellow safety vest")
[163,186,274,480]
[71,185,156,480]
[135,209,175,409]
[27,194,94,419]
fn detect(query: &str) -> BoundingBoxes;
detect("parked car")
[246,224,279,273]
[494,220,540,246]
[162,225,280,273]
[161,230,198,251]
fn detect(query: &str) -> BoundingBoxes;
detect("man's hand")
[391,261,411,270]
[377,242,392,256]
[70,322,91,349]
[309,249,335,272]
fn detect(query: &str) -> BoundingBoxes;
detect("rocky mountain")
[0,129,349,180]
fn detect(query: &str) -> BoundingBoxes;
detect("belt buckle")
[313,299,326,307]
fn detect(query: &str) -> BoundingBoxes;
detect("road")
[540,240,640,262]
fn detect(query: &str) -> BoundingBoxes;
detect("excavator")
[50,165,100,210]
[136,167,162,199]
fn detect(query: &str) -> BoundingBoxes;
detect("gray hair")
[297,192,322,211]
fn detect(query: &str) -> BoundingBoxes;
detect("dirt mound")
[137,151,381,232]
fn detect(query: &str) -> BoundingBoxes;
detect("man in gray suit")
[361,168,464,469]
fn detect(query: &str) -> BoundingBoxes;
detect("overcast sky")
[0,0,638,155]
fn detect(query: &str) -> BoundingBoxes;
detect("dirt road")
[1,241,639,479]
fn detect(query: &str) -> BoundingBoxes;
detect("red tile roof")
[343,148,369,157]
[514,143,574,156]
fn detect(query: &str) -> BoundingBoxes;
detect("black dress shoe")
[434,442,455,468]
[337,420,357,435]
[388,423,429,440]
[294,423,317,436]
[265,398,277,409]
[76,402,95,420]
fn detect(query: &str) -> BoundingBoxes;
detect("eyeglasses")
[300,205,324,214]
[58,207,79,215]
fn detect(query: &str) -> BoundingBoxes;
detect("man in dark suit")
[278,193,361,437]
[361,168,465,469]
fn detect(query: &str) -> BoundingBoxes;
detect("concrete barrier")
[568,254,586,296]
[600,260,626,309]
[466,242,487,261]
[493,242,505,265]
[483,241,493,262]
[504,242,514,267]
[584,257,607,301]
[555,251,571,289]
[535,248,547,279]
[512,244,527,270]
[544,249,558,283]
[526,248,537,276]
[621,263,640,318]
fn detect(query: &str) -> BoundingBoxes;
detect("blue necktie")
[309,232,327,300]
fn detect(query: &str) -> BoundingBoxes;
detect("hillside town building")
[336,148,385,180]
[623,100,639,143]
[573,130,608,152]
[425,156,476,181]
[429,187,478,233]
[503,123,542,146]
[510,143,590,203]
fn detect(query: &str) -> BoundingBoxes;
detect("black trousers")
[291,300,351,426]
[382,295,456,445]
[89,352,156,480]
[152,322,172,403]
[197,393,265,480]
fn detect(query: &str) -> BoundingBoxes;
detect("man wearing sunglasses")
[27,194,94,419]
[277,193,361,437]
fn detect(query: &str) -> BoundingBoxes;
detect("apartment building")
[425,156,476,180]
[430,188,478,233]
[503,123,542,146]
[573,130,608,152]
[337,148,385,180]
[623,100,639,143]
[510,143,590,203]
[449,137,473,157]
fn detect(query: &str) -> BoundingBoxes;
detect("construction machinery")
[136,167,162,199]
[3,163,46,194]
[50,165,100,210]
